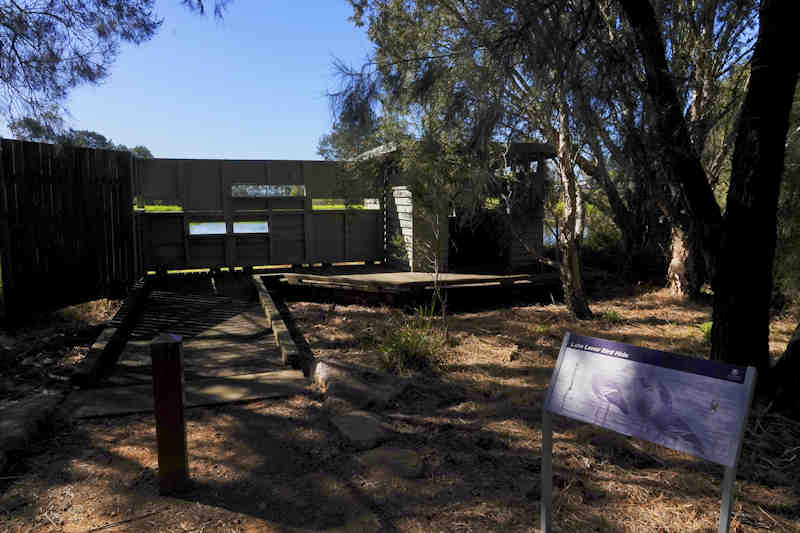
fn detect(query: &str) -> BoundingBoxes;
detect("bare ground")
[1,286,799,532]
[0,299,122,407]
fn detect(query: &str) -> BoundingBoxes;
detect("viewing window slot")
[189,221,226,235]
[231,184,306,198]
[233,221,269,234]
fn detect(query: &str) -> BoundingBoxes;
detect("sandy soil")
[1,286,798,532]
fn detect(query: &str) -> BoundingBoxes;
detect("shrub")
[376,304,446,374]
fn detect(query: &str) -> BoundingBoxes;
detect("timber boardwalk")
[66,276,306,418]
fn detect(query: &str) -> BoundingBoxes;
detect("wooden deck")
[278,265,589,294]
[67,284,306,418]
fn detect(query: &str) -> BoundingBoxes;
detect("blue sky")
[8,2,375,160]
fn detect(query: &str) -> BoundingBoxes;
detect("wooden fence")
[0,139,137,322]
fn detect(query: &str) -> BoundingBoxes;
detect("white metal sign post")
[541,332,756,533]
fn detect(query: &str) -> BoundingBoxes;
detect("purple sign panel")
[545,333,752,467]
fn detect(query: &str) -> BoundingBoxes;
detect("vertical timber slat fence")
[0,139,137,322]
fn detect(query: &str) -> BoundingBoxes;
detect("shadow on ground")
[2,277,798,532]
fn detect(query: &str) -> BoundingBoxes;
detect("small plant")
[698,321,713,344]
[376,305,446,374]
[600,310,625,324]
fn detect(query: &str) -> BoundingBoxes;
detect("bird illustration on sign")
[591,372,706,456]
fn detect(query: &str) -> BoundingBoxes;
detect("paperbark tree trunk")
[556,97,593,319]
[667,225,706,299]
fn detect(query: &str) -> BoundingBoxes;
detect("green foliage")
[7,115,60,143]
[388,231,409,266]
[375,305,446,375]
[600,310,625,324]
[8,118,154,157]
[134,204,183,213]
[131,145,154,158]
[0,1,160,122]
[317,116,382,161]
[1,0,229,124]
[775,87,800,300]
[583,199,623,252]
[698,322,713,344]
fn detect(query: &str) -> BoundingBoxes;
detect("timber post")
[150,333,190,494]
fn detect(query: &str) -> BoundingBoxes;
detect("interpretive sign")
[540,332,756,533]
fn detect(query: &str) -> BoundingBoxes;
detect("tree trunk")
[557,96,593,319]
[710,0,800,376]
[559,234,592,319]
[581,134,666,281]
[667,224,705,299]
[770,322,800,414]
[619,0,799,379]
[617,0,723,269]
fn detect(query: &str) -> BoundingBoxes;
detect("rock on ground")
[310,358,406,410]
[329,410,388,451]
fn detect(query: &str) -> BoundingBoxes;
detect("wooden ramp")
[67,288,307,418]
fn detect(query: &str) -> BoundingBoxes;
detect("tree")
[7,113,61,142]
[344,0,800,382]
[318,61,385,161]
[774,87,800,299]
[317,119,380,161]
[61,130,116,150]
[181,0,230,18]
[614,0,799,381]
[0,0,230,126]
[8,117,153,157]
[0,1,160,125]
[131,145,154,159]
[338,0,597,318]
[570,0,757,297]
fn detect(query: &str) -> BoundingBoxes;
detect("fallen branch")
[44,511,60,530]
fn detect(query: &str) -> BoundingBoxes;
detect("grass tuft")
[600,310,625,324]
[375,304,446,374]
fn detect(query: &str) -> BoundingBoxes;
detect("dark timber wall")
[134,159,383,270]
[0,139,137,321]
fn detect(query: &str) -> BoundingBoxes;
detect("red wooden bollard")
[150,333,190,494]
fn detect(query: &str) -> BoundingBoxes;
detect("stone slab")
[330,410,388,450]
[311,359,407,410]
[66,370,308,418]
